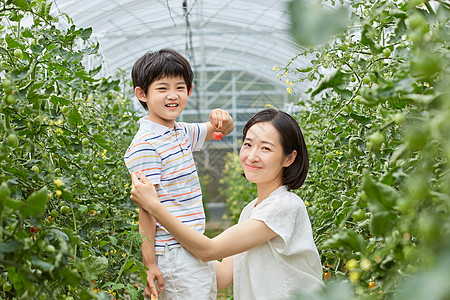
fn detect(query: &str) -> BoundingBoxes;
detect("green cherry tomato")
[353,209,366,221]
[44,244,56,253]
[61,106,70,114]
[14,49,22,59]
[393,113,405,125]
[362,76,371,84]
[369,131,384,149]
[50,209,58,218]
[6,133,18,146]
[31,165,39,173]
[1,79,12,89]
[2,281,12,292]
[60,205,70,215]
[383,48,392,57]
[5,95,16,105]
[81,138,89,146]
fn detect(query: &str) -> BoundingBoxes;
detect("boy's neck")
[146,113,176,129]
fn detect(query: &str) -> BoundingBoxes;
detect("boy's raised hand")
[207,109,234,140]
[130,171,160,212]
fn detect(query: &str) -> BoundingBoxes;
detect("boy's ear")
[135,87,147,102]
[188,85,193,97]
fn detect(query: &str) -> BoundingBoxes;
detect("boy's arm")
[139,206,164,298]
[205,109,234,141]
[214,256,233,289]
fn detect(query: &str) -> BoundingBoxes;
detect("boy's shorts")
[156,245,216,300]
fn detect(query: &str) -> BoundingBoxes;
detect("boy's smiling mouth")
[165,103,178,107]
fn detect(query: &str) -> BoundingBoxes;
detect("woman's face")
[240,122,293,188]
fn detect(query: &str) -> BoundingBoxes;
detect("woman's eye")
[262,147,271,151]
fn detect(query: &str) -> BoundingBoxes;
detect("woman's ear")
[135,86,147,102]
[284,150,297,168]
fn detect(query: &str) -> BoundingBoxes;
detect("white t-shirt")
[233,186,324,300]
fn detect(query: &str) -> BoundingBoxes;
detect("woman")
[130,109,324,299]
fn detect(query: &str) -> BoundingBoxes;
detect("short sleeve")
[123,138,162,185]
[250,194,309,254]
[179,122,207,151]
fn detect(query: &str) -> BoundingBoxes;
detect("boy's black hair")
[131,48,193,110]
[242,108,309,190]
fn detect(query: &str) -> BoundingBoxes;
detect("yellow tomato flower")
[54,178,63,187]
[55,190,62,197]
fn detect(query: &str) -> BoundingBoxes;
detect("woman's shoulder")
[267,188,305,210]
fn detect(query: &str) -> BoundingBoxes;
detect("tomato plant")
[223,0,449,299]
[286,0,449,299]
[0,1,147,299]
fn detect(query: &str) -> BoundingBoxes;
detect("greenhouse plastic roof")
[51,0,309,85]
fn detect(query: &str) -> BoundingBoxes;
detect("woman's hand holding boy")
[131,171,160,213]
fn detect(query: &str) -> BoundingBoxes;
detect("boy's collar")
[139,117,180,134]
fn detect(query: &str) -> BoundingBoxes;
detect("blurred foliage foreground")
[222,0,449,299]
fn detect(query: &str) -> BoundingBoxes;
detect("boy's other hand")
[208,109,234,138]
[145,264,164,298]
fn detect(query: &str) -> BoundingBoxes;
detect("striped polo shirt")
[124,117,208,255]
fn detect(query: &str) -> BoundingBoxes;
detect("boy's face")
[136,76,191,127]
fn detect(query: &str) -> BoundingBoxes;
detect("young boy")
[124,48,233,299]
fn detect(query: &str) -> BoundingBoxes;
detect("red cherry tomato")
[30,227,39,233]
[213,132,223,141]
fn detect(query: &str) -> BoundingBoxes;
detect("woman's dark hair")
[242,108,309,190]
[131,48,193,110]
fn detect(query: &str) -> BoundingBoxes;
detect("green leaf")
[12,0,29,10]
[75,70,97,82]
[289,0,348,47]
[81,256,108,282]
[4,198,24,211]
[311,68,347,97]
[79,27,93,40]
[5,34,20,48]
[93,134,113,150]
[30,44,43,55]
[61,228,82,245]
[370,211,397,236]
[67,106,82,128]
[50,95,71,106]
[0,240,21,253]
[296,66,313,73]
[12,67,29,81]
[59,268,81,286]
[25,186,49,217]
[362,171,398,212]
[31,255,54,271]
[321,229,366,253]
